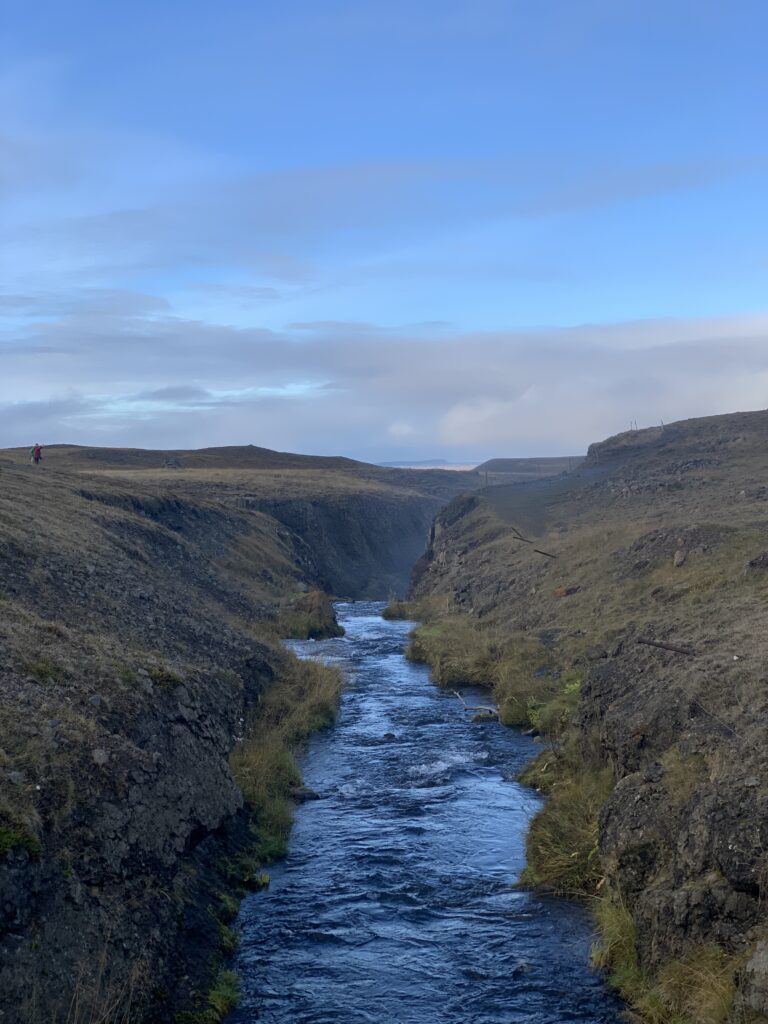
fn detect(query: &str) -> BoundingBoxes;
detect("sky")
[2,0,767,462]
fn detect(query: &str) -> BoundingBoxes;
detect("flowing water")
[231,602,622,1024]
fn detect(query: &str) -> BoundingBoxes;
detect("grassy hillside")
[0,443,477,1022]
[406,409,768,1023]
[0,443,479,599]
[4,443,480,499]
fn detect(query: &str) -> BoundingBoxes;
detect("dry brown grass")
[520,763,614,896]
[278,590,344,640]
[592,894,743,1024]
[404,613,582,734]
[661,748,709,809]
[84,466,418,499]
[230,653,342,862]
[20,942,146,1024]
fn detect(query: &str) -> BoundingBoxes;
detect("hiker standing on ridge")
[31,443,43,465]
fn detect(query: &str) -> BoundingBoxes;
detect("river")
[230,601,622,1024]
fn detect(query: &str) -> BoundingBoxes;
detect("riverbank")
[404,410,768,1023]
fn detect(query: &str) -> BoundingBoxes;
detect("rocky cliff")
[408,410,768,1021]
[0,445,475,1022]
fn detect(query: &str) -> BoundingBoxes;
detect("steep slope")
[408,409,768,1021]
[2,444,479,598]
[0,445,476,1022]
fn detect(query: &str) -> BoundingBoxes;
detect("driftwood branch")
[453,690,498,715]
[637,637,697,656]
[533,548,558,559]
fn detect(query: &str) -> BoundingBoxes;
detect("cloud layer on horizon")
[2,297,767,460]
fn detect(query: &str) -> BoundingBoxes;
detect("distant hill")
[37,442,402,472]
[475,455,584,481]
[0,442,484,595]
[2,443,482,503]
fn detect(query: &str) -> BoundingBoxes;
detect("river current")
[230,601,622,1024]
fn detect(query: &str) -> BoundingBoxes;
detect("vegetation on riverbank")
[175,651,344,1023]
[176,969,241,1024]
[277,590,345,640]
[392,601,579,736]
[592,893,744,1024]
[520,758,613,897]
[231,651,342,863]
[396,599,753,1023]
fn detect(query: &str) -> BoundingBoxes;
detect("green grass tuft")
[214,892,240,924]
[230,654,342,862]
[520,765,614,896]
[206,970,240,1020]
[217,922,239,957]
[20,657,69,685]
[0,825,41,859]
[591,894,647,997]
[113,661,137,684]
[148,666,183,688]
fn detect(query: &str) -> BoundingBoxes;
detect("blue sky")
[1,0,767,459]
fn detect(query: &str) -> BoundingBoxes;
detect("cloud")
[134,385,213,403]
[287,320,379,332]
[1,300,767,458]
[189,283,281,303]
[516,160,749,219]
[4,155,755,298]
[388,420,419,438]
[2,51,765,460]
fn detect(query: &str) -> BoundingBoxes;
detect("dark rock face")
[0,454,461,1021]
[243,492,439,598]
[407,409,768,1012]
[0,670,259,1022]
[580,648,768,983]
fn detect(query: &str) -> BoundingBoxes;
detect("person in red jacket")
[31,443,43,465]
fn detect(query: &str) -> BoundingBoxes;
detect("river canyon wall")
[408,409,768,1022]
[0,446,476,1022]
